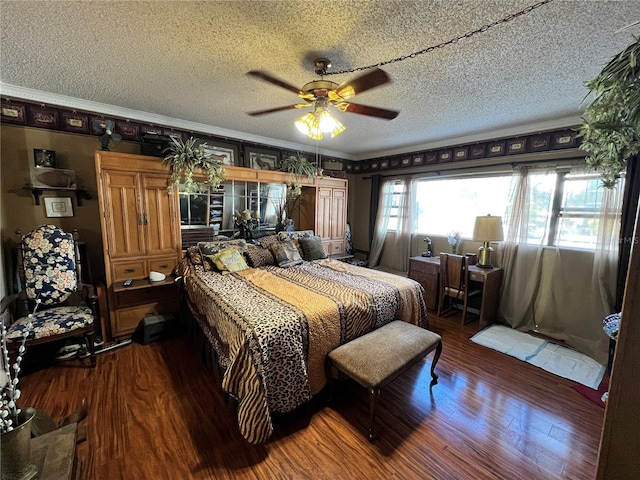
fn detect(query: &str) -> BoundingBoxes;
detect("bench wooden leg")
[430,341,443,384]
[368,387,380,442]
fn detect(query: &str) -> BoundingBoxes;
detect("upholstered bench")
[326,320,442,441]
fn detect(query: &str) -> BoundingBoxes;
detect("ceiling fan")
[246,58,399,139]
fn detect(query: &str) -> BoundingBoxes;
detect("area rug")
[471,325,605,389]
[572,377,609,408]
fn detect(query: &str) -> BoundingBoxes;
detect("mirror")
[179,181,287,238]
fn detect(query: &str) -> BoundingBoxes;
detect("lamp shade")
[473,215,504,242]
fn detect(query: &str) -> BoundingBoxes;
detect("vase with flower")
[1,300,38,480]
[447,231,462,254]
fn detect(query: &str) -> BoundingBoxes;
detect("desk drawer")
[409,258,438,275]
[469,271,485,283]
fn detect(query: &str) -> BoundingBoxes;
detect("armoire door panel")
[103,171,144,258]
[331,188,346,240]
[142,175,179,255]
[316,187,332,239]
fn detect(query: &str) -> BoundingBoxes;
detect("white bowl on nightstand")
[149,271,166,282]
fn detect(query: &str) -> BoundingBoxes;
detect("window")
[386,181,405,231]
[395,167,624,251]
[413,176,512,236]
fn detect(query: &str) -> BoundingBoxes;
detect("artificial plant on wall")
[578,37,640,189]
[162,136,225,193]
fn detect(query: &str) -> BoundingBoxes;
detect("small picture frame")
[244,146,280,170]
[62,111,89,133]
[34,149,56,168]
[44,197,73,218]
[200,140,240,166]
[507,138,527,155]
[453,147,468,161]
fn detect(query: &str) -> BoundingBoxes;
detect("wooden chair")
[3,225,97,366]
[437,253,481,325]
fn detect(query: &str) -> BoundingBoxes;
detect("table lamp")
[473,214,504,268]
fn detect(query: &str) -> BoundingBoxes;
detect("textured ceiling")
[1,0,639,159]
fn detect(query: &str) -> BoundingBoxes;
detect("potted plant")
[279,153,318,196]
[162,136,225,193]
[578,37,640,189]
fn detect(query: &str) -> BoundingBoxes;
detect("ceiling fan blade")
[339,101,399,120]
[111,132,122,142]
[334,68,391,100]
[246,104,300,116]
[247,70,304,96]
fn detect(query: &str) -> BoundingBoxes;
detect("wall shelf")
[27,186,91,206]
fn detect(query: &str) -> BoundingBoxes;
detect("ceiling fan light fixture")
[317,109,345,137]
[295,112,323,140]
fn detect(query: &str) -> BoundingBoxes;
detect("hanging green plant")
[279,153,318,196]
[577,37,640,189]
[162,136,225,193]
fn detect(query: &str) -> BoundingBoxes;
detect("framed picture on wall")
[244,146,280,170]
[33,149,56,168]
[200,140,240,166]
[44,197,73,218]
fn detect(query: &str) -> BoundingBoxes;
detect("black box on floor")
[134,314,179,345]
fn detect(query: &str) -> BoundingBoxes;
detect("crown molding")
[0,83,353,160]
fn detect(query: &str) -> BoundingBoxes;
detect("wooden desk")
[408,256,503,327]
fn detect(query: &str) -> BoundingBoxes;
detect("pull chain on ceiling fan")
[246,58,399,140]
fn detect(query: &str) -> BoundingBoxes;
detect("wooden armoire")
[95,151,182,340]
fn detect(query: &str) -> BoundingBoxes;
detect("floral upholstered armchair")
[3,225,97,367]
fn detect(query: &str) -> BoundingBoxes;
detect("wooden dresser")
[95,152,181,340]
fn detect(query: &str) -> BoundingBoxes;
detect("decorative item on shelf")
[473,214,504,268]
[280,152,318,196]
[234,209,255,240]
[162,136,225,193]
[92,118,122,151]
[422,237,433,257]
[30,167,77,190]
[285,219,295,232]
[1,300,38,480]
[33,148,56,168]
[578,37,639,189]
[447,231,462,254]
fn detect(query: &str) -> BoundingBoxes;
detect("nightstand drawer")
[112,261,146,281]
[149,258,177,275]
[115,283,178,309]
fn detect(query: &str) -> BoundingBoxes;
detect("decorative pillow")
[277,230,315,243]
[270,240,303,268]
[257,234,280,249]
[186,246,204,265]
[207,248,249,274]
[198,239,248,256]
[245,245,275,268]
[298,235,328,261]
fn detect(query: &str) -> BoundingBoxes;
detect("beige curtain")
[498,166,621,364]
[390,179,414,272]
[368,179,395,267]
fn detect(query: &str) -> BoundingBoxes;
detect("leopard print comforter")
[182,258,428,444]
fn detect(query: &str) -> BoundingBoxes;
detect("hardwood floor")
[18,312,605,480]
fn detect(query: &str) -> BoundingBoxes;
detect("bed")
[176,232,428,443]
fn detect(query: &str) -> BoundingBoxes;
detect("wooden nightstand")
[408,256,439,310]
